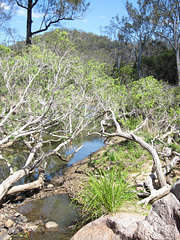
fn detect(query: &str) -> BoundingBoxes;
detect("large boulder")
[71,213,144,240]
[70,215,116,240]
[71,180,180,240]
[135,192,180,240]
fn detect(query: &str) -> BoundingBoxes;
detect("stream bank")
[0,136,179,239]
[0,135,106,240]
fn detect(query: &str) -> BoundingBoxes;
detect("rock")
[71,181,180,240]
[106,213,144,239]
[68,225,76,231]
[71,213,144,240]
[71,215,118,240]
[47,184,54,189]
[0,214,5,221]
[34,219,43,225]
[8,226,17,235]
[19,215,28,223]
[4,219,14,229]
[0,228,8,237]
[135,191,180,240]
[45,221,58,231]
[25,222,38,232]
[170,179,180,201]
[14,212,20,218]
[0,233,11,240]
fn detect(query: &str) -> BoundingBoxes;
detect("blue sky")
[5,0,137,42]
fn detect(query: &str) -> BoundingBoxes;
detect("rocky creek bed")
[0,143,108,240]
[0,138,179,240]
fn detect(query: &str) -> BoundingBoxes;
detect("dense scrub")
[0,30,179,221]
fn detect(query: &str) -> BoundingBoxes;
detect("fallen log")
[7,171,44,196]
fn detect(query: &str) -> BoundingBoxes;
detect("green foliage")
[0,44,12,55]
[92,141,151,172]
[142,49,177,85]
[113,63,134,85]
[77,166,136,220]
[168,143,180,153]
[0,36,89,140]
[120,76,172,128]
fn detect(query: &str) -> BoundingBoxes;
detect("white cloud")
[32,12,42,18]
[17,7,42,19]
[17,8,26,17]
[82,19,88,23]
[0,3,10,11]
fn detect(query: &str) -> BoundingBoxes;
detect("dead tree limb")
[7,170,44,196]
[99,110,167,188]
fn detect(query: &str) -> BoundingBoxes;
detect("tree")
[142,46,177,84]
[0,1,14,38]
[0,37,97,203]
[147,0,180,86]
[12,0,90,45]
[106,0,156,79]
[90,75,180,204]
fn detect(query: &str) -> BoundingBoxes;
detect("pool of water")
[16,194,78,240]
[14,135,105,240]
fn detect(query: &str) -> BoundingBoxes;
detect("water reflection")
[17,194,78,240]
[0,133,104,182]
[3,135,105,239]
[67,135,105,166]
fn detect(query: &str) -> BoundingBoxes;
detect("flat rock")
[4,219,14,229]
[107,212,144,239]
[25,222,38,232]
[71,215,115,240]
[45,221,58,231]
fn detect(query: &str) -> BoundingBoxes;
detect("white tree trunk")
[101,110,167,188]
[7,171,44,196]
[0,169,30,203]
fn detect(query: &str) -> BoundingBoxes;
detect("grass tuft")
[76,166,136,221]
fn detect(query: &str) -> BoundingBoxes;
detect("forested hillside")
[12,27,178,85]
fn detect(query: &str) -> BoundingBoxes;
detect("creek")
[9,133,105,240]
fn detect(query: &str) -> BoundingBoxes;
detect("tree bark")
[175,47,180,86]
[26,0,32,45]
[138,184,171,205]
[0,169,30,204]
[7,171,44,196]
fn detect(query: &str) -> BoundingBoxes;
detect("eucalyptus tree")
[147,0,180,86]
[0,36,97,203]
[108,0,156,79]
[11,0,90,45]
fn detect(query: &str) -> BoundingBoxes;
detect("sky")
[3,0,137,43]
